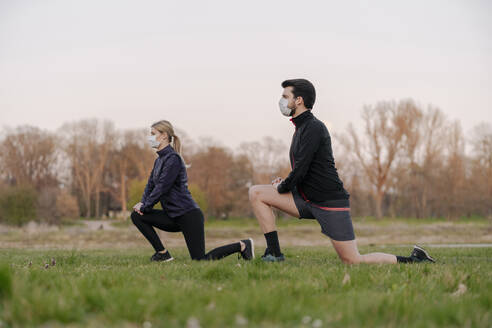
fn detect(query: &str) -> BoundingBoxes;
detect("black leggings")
[131,208,241,260]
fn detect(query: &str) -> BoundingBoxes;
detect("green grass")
[0,247,491,327]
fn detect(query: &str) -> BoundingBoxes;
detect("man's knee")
[340,254,361,265]
[248,185,262,203]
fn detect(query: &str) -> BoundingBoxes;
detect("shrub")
[189,184,208,215]
[0,185,38,226]
[55,191,80,220]
[0,264,12,299]
[126,179,162,212]
[36,186,59,224]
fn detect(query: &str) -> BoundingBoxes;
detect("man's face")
[282,86,300,110]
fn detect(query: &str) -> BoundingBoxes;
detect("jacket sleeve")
[141,154,182,212]
[140,163,156,204]
[277,122,322,193]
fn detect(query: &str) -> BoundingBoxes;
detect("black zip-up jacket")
[277,110,349,203]
[141,145,199,217]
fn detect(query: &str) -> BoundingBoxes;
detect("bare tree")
[469,123,492,216]
[441,121,467,218]
[238,136,288,184]
[60,119,114,217]
[395,106,447,218]
[187,145,235,218]
[107,129,155,212]
[339,100,421,218]
[470,122,492,171]
[0,126,58,189]
[227,154,254,216]
[0,109,486,221]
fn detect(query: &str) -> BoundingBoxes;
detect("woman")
[131,120,254,262]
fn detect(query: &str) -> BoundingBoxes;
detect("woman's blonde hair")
[151,120,182,155]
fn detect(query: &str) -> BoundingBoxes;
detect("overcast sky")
[1,0,490,148]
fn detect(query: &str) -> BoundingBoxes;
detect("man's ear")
[295,96,304,106]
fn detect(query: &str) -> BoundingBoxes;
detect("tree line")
[0,99,490,225]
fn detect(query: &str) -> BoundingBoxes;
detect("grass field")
[0,246,491,328]
[1,217,491,250]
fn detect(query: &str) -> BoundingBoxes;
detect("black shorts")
[292,187,355,241]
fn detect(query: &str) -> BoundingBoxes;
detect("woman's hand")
[271,177,283,189]
[133,202,144,216]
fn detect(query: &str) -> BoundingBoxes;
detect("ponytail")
[172,134,181,155]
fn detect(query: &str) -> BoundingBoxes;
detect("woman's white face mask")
[147,134,161,149]
[279,97,293,117]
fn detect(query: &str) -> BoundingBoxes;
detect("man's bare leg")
[331,239,397,264]
[249,185,395,263]
[248,184,300,259]
[248,185,300,233]
[248,185,433,264]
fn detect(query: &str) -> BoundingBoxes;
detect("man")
[248,78,435,264]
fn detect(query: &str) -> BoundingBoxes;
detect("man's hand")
[133,202,144,216]
[271,177,283,189]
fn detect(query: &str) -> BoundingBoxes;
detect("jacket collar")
[290,110,313,127]
[157,144,173,157]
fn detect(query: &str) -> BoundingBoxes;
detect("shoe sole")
[414,245,435,262]
[152,257,175,263]
[241,238,255,260]
[261,256,285,262]
[261,253,285,262]
[249,238,255,260]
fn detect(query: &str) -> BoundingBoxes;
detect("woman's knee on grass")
[130,211,141,224]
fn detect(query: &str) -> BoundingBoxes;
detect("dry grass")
[0,218,490,250]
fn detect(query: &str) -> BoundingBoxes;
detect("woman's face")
[150,128,168,145]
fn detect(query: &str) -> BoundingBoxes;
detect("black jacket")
[141,145,199,217]
[277,110,349,202]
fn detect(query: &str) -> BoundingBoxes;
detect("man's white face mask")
[279,97,294,117]
[147,135,160,149]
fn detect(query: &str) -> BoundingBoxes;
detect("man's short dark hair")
[281,79,316,109]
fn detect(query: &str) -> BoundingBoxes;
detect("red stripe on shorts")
[311,204,350,211]
[299,187,350,211]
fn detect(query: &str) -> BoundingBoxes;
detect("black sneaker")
[410,245,435,263]
[240,238,255,260]
[261,252,285,262]
[261,248,270,258]
[150,251,174,262]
